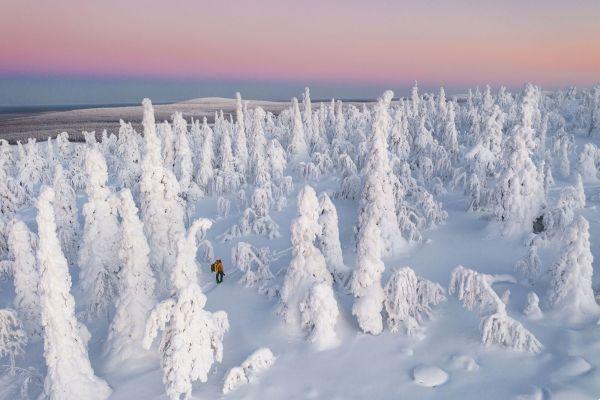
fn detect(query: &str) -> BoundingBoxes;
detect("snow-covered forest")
[1,84,600,399]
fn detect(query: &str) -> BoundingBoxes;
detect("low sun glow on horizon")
[1,0,599,89]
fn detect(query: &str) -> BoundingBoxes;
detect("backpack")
[210,262,217,273]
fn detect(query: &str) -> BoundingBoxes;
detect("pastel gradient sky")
[0,0,599,104]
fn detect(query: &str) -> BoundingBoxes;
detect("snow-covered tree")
[231,242,274,294]
[576,143,599,182]
[317,193,346,277]
[139,99,186,296]
[350,217,386,335]
[78,148,120,317]
[233,92,249,176]
[222,348,276,394]
[383,267,445,335]
[280,186,337,342]
[449,265,541,353]
[299,282,340,350]
[52,165,79,266]
[0,309,27,373]
[195,117,215,195]
[358,91,406,256]
[288,97,308,164]
[36,186,112,400]
[143,219,229,400]
[547,216,599,321]
[219,187,281,241]
[172,112,200,203]
[6,220,41,337]
[514,244,541,284]
[494,85,545,235]
[103,189,156,371]
[115,120,142,195]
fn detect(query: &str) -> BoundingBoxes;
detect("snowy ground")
[1,89,600,400]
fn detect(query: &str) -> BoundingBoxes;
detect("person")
[211,259,225,284]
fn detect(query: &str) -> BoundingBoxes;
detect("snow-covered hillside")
[0,84,599,399]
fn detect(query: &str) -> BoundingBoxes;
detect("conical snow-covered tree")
[172,112,200,202]
[52,165,79,266]
[139,99,186,296]
[288,97,308,164]
[280,187,336,323]
[78,148,120,317]
[299,281,339,350]
[547,216,599,321]
[234,92,249,176]
[36,186,112,400]
[7,219,41,337]
[317,193,346,277]
[115,120,142,195]
[494,85,545,235]
[350,216,386,335]
[357,91,406,256]
[144,219,229,400]
[384,267,445,335]
[103,189,156,371]
[195,117,215,195]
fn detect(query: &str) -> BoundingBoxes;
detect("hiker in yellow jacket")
[211,259,225,284]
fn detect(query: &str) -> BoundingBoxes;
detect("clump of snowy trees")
[449,266,542,353]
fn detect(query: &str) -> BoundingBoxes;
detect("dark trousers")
[216,271,224,284]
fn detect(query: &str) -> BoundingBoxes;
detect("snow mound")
[223,348,276,394]
[398,347,414,357]
[448,354,479,371]
[412,365,448,387]
[514,385,544,400]
[552,356,592,378]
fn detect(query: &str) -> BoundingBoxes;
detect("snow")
[412,364,449,387]
[1,84,600,399]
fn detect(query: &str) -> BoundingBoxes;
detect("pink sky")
[1,0,599,87]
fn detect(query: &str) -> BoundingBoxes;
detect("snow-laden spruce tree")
[172,112,201,203]
[222,348,276,395]
[299,282,340,350]
[317,193,347,278]
[78,148,120,317]
[52,165,79,267]
[144,219,229,400]
[36,187,112,400]
[280,186,338,346]
[219,186,281,241]
[383,267,445,335]
[231,242,274,294]
[214,126,242,195]
[576,143,599,182]
[494,85,545,235]
[449,265,542,353]
[115,120,142,196]
[158,121,176,172]
[234,92,249,176]
[16,139,46,198]
[139,99,186,296]
[195,117,215,196]
[547,216,599,321]
[103,189,156,371]
[0,308,27,373]
[358,91,406,256]
[514,244,541,284]
[350,216,386,335]
[288,97,309,164]
[6,219,41,337]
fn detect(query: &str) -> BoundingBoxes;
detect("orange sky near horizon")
[0,0,599,87]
